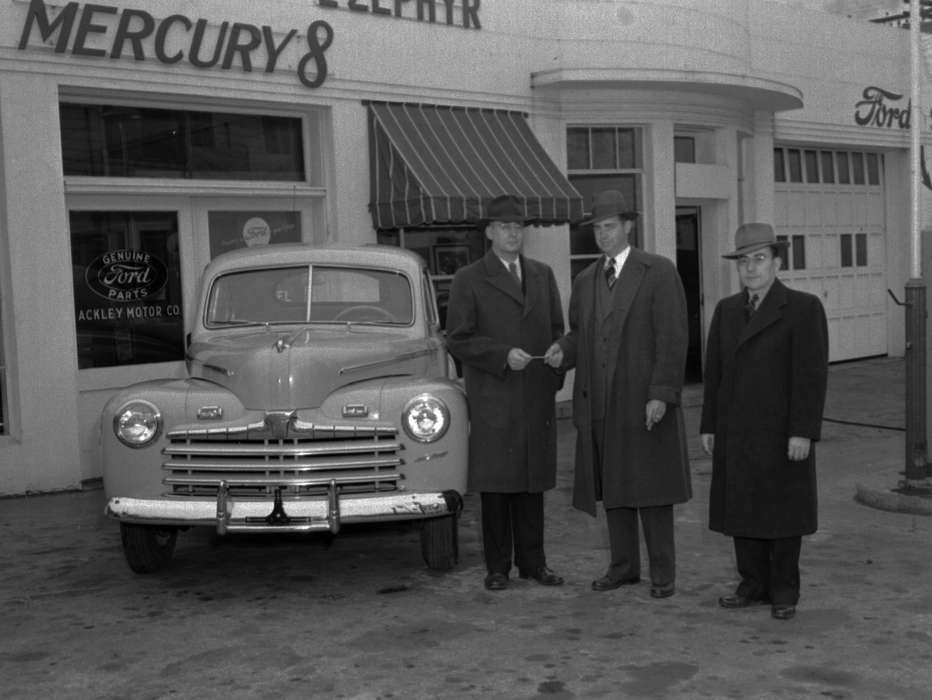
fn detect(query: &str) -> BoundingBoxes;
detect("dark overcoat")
[700,279,829,538]
[558,247,692,515]
[445,250,565,493]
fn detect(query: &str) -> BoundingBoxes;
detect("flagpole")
[905,0,928,487]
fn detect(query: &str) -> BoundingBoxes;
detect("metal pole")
[905,1,929,485]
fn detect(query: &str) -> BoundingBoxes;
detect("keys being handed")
[507,348,533,371]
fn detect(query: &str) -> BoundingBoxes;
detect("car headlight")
[113,400,162,448]
[402,394,449,443]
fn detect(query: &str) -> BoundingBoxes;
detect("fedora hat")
[723,222,790,259]
[483,194,528,225]
[583,189,639,225]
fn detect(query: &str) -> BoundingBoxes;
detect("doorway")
[675,207,703,384]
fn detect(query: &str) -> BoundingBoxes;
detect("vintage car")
[102,244,468,573]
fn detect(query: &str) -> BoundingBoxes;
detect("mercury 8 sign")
[101,244,467,573]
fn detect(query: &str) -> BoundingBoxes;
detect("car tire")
[420,514,458,571]
[120,523,178,574]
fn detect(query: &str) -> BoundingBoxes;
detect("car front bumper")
[106,487,462,535]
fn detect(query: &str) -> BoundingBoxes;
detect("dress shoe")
[718,593,768,609]
[591,575,640,592]
[484,572,508,591]
[650,583,675,599]
[771,604,796,620]
[518,566,564,586]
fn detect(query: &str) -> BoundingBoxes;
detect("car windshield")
[206,265,414,326]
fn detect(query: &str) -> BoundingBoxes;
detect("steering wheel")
[333,305,396,323]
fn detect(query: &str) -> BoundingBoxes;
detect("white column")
[0,75,82,493]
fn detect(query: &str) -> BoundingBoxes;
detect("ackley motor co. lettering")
[17,0,334,88]
[86,249,168,302]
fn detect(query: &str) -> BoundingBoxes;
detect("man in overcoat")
[545,190,691,599]
[445,194,566,591]
[700,222,828,621]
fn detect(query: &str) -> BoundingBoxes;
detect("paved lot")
[1,357,931,699]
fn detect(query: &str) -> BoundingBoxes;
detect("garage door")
[773,146,886,362]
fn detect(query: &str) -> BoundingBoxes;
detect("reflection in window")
[60,103,305,181]
[866,153,880,185]
[851,152,865,185]
[70,211,185,369]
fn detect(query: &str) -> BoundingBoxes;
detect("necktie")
[604,257,616,288]
[745,293,759,320]
[508,261,521,283]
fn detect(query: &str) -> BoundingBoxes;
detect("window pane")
[70,211,185,369]
[774,148,786,182]
[618,129,637,168]
[791,235,806,270]
[821,151,835,183]
[866,153,880,185]
[840,233,853,267]
[567,128,589,170]
[804,150,819,182]
[787,149,803,182]
[60,103,304,180]
[851,152,865,185]
[208,211,302,258]
[837,152,850,184]
[591,128,617,169]
[776,235,791,270]
[856,233,868,266]
[675,136,696,163]
[0,293,5,434]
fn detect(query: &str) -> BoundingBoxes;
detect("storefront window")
[377,227,485,329]
[60,104,304,181]
[208,211,302,258]
[567,126,643,279]
[70,211,184,369]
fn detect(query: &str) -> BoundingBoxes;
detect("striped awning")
[366,101,584,229]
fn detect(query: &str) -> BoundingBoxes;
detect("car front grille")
[162,423,402,498]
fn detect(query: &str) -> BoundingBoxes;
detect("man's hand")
[543,342,563,368]
[507,348,533,371]
[787,436,811,461]
[645,399,666,431]
[700,433,714,456]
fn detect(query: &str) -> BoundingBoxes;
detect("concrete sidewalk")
[1,357,930,699]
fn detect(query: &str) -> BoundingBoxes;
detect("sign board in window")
[208,211,301,258]
[70,211,184,369]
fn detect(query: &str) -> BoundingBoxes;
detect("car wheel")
[420,514,458,571]
[120,523,178,574]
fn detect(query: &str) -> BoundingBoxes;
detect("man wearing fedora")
[700,222,828,620]
[544,189,691,599]
[446,194,566,591]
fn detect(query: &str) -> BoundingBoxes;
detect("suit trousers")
[480,491,545,575]
[592,421,676,587]
[733,535,802,605]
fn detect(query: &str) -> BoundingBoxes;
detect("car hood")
[187,326,441,409]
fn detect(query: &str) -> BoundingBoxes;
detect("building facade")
[0,0,927,494]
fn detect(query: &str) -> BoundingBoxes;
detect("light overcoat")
[558,247,692,515]
[445,250,565,493]
[700,279,829,538]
